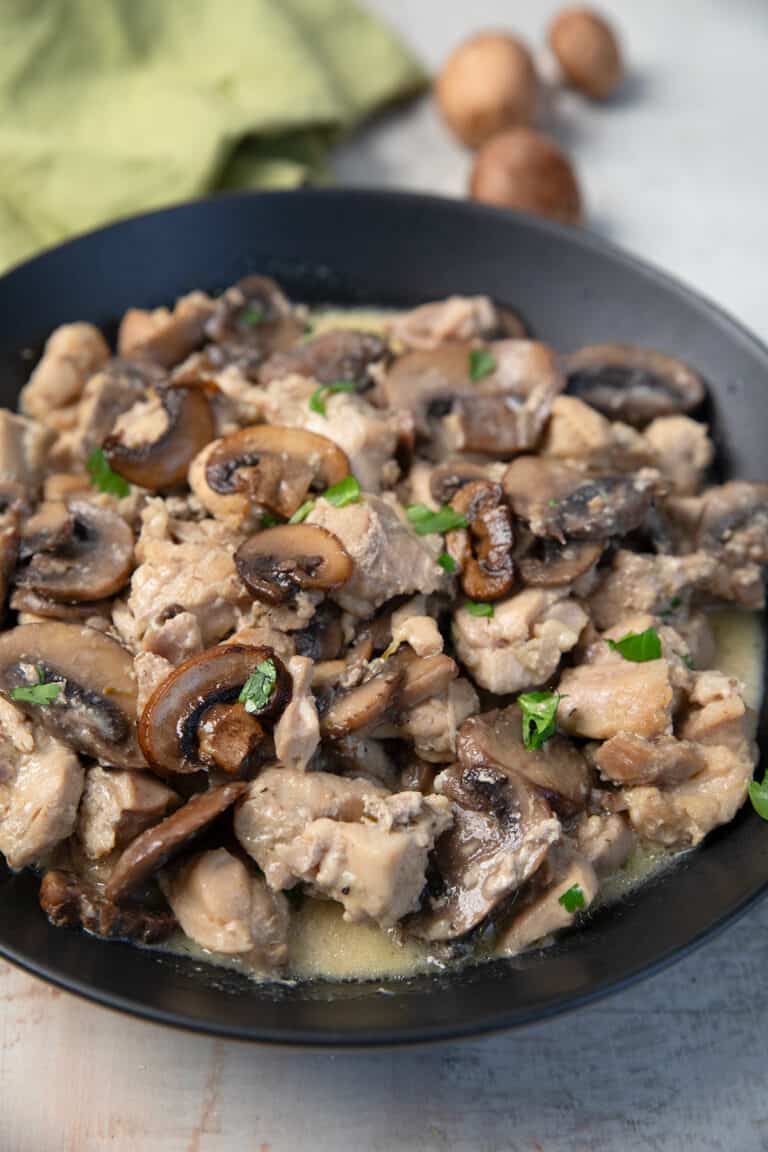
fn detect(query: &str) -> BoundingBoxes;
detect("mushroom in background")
[435,32,538,148]
[548,6,624,101]
[469,128,583,225]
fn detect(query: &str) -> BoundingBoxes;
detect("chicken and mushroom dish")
[0,277,765,982]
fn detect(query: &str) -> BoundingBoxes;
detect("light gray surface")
[4,3,768,1150]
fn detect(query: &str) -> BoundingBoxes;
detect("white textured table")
[4,3,768,1149]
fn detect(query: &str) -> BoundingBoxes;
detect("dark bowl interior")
[0,189,766,1046]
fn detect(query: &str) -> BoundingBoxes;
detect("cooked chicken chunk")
[77,766,179,860]
[0,699,84,870]
[589,550,717,630]
[576,813,635,876]
[452,588,588,694]
[133,651,174,713]
[306,495,444,617]
[495,846,599,956]
[142,609,204,665]
[380,677,479,763]
[644,415,713,495]
[273,656,320,771]
[163,848,290,966]
[390,596,444,657]
[0,409,53,498]
[235,767,451,926]
[594,734,706,786]
[558,646,674,740]
[541,395,651,471]
[20,323,110,424]
[389,295,498,350]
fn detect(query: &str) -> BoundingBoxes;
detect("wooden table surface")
[4,2,768,1149]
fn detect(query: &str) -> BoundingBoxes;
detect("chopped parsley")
[240,305,265,327]
[324,475,361,507]
[238,659,277,714]
[518,690,561,751]
[559,884,586,913]
[308,380,357,417]
[10,667,64,707]
[437,551,457,574]
[260,512,280,529]
[466,601,494,618]
[86,447,130,498]
[606,627,662,663]
[677,650,694,670]
[547,498,559,508]
[660,595,682,618]
[406,504,469,536]
[289,500,315,525]
[749,769,768,820]
[468,347,496,381]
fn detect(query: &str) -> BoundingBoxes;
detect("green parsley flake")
[11,667,64,707]
[468,347,497,381]
[324,475,361,507]
[518,690,561,751]
[240,305,265,327]
[749,771,768,820]
[260,512,280,529]
[289,500,316,524]
[437,551,457,574]
[239,659,277,715]
[559,884,586,913]
[86,447,130,498]
[309,380,358,417]
[406,504,469,536]
[466,601,494,618]
[606,627,662,663]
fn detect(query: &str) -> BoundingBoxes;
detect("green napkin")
[0,0,426,269]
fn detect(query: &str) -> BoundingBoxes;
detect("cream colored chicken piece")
[261,373,405,492]
[77,766,179,859]
[388,295,497,350]
[273,656,320,772]
[0,409,53,497]
[235,767,452,927]
[377,677,479,763]
[133,651,174,713]
[576,813,636,876]
[644,415,713,495]
[20,323,110,424]
[163,848,290,967]
[0,698,84,870]
[452,588,588,694]
[558,648,674,741]
[141,609,204,666]
[588,550,717,630]
[390,596,444,657]
[495,846,599,956]
[306,495,445,617]
[541,395,651,471]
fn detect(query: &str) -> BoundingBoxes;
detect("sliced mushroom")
[206,276,303,353]
[320,665,403,739]
[120,292,215,368]
[429,458,501,505]
[0,502,19,624]
[196,702,267,776]
[380,344,477,437]
[172,341,264,386]
[398,652,459,710]
[457,705,590,815]
[407,762,560,941]
[139,644,291,776]
[0,622,143,767]
[564,344,706,427]
[518,538,603,587]
[10,587,113,623]
[447,480,514,601]
[103,387,214,490]
[695,481,768,560]
[39,868,176,944]
[18,500,134,602]
[259,329,387,387]
[235,525,352,606]
[503,456,656,541]
[293,600,344,662]
[198,425,350,521]
[105,782,247,902]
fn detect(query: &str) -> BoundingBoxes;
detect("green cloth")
[0,0,425,269]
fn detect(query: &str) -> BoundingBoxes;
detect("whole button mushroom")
[469,128,583,225]
[548,6,624,101]
[436,32,538,149]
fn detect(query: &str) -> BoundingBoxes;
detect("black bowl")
[0,189,766,1046]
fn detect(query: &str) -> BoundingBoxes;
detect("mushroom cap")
[448,480,515,602]
[259,328,388,388]
[0,622,142,768]
[321,665,402,739]
[105,782,247,902]
[40,868,177,943]
[139,644,291,777]
[205,276,303,353]
[564,343,705,426]
[121,293,215,368]
[469,128,583,226]
[103,386,215,490]
[548,6,623,101]
[436,32,538,148]
[18,499,134,603]
[381,344,476,437]
[518,538,603,586]
[235,524,353,606]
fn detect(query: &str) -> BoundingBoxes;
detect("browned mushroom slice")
[105,782,247,902]
[103,386,214,490]
[321,666,403,739]
[120,293,215,369]
[447,480,514,601]
[203,425,350,520]
[0,622,143,768]
[380,344,476,436]
[235,525,352,606]
[564,344,706,427]
[503,456,655,541]
[139,644,291,776]
[695,481,768,560]
[398,653,459,710]
[18,500,134,602]
[407,762,560,941]
[518,538,603,587]
[293,600,344,662]
[40,868,177,944]
[10,587,113,622]
[205,276,303,353]
[0,502,19,624]
[429,458,499,505]
[259,329,387,387]
[458,705,590,815]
